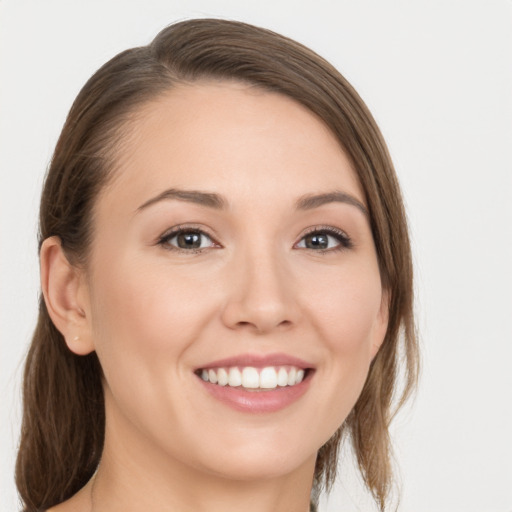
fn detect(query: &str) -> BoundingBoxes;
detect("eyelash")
[157,224,353,254]
[157,224,218,254]
[299,225,354,253]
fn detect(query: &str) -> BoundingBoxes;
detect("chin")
[181,426,322,483]
[200,451,315,482]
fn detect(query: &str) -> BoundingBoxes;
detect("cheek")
[87,254,224,376]
[308,265,384,355]
[86,256,219,437]
[303,264,384,423]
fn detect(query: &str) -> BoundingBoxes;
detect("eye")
[296,227,353,252]
[158,226,218,252]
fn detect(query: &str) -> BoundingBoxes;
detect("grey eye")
[163,230,214,250]
[295,227,353,252]
[303,233,330,249]
[297,232,342,250]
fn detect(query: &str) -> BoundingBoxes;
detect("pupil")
[178,232,201,249]
[307,233,328,249]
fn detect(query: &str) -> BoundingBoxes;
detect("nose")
[220,246,301,334]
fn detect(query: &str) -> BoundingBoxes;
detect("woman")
[16,18,418,512]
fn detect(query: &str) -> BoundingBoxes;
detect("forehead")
[98,81,365,214]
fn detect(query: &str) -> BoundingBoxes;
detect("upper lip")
[196,352,314,371]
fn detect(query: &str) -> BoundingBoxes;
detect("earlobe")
[40,236,95,355]
[371,288,390,359]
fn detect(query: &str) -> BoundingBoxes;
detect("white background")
[1,1,511,511]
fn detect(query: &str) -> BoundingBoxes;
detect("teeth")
[260,367,278,389]
[217,368,229,386]
[199,365,307,389]
[277,367,288,387]
[228,367,242,387]
[242,367,259,388]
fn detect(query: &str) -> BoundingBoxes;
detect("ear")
[40,236,95,355]
[371,287,390,359]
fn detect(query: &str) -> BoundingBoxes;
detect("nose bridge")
[221,235,299,333]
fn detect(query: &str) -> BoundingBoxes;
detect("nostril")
[235,319,294,334]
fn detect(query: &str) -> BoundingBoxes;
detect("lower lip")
[197,372,312,413]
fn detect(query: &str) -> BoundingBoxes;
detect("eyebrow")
[295,191,368,217]
[137,188,227,212]
[136,187,368,217]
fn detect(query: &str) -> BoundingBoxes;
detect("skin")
[43,82,388,512]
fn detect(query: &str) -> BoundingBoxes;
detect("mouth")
[194,354,314,413]
[194,365,310,391]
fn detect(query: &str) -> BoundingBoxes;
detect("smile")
[195,354,314,413]
[198,366,306,390]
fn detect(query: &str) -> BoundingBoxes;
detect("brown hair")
[16,18,418,511]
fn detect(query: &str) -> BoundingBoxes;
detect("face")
[81,82,388,482]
